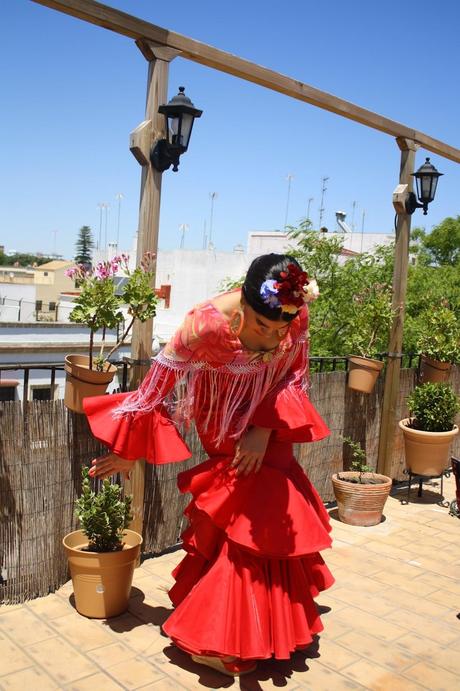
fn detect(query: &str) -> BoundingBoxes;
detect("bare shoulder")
[211,289,241,318]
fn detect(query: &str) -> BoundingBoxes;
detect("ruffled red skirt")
[84,387,334,660]
[163,456,334,660]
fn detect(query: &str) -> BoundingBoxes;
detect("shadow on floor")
[162,636,322,689]
[68,587,173,631]
[393,482,448,507]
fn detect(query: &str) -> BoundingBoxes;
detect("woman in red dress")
[85,253,334,677]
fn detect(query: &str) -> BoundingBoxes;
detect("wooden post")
[376,137,418,478]
[124,42,179,537]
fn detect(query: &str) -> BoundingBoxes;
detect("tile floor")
[0,475,459,690]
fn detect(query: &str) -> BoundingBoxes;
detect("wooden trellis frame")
[32,0,460,533]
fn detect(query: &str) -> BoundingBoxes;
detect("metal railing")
[0,359,133,401]
[309,352,421,373]
[0,353,423,398]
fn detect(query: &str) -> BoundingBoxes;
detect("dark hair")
[242,253,304,322]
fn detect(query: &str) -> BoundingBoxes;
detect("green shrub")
[407,382,460,432]
[416,306,460,363]
[75,467,133,552]
[341,436,372,483]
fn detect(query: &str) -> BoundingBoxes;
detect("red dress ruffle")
[83,392,191,464]
[163,453,334,660]
[251,382,330,443]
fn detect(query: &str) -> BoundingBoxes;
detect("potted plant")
[331,437,392,526]
[64,252,158,412]
[416,305,460,383]
[399,382,459,477]
[63,466,142,618]
[345,285,393,393]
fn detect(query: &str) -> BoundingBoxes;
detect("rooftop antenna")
[179,223,189,249]
[360,209,366,253]
[306,197,314,226]
[318,176,329,230]
[350,200,357,252]
[97,202,105,250]
[115,193,124,248]
[351,200,357,232]
[202,219,207,249]
[284,174,294,229]
[208,192,218,247]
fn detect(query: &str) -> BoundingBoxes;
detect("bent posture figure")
[86,253,334,677]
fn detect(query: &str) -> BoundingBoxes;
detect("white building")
[0,323,132,402]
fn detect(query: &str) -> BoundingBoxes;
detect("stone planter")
[347,356,384,394]
[63,529,142,619]
[64,354,117,414]
[332,472,392,526]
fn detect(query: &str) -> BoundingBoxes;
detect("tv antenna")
[284,174,294,229]
[179,223,189,249]
[318,176,329,229]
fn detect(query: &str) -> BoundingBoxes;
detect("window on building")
[30,384,58,401]
[35,300,42,311]
[43,271,48,276]
[49,302,56,311]
[0,386,16,401]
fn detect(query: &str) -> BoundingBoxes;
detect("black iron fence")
[0,359,132,402]
[0,353,424,398]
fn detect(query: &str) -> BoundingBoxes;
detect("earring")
[229,308,244,337]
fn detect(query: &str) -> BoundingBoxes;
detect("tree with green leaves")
[423,216,460,266]
[74,225,94,267]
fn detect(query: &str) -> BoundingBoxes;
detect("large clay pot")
[347,356,384,394]
[64,354,117,414]
[419,355,452,384]
[63,529,142,618]
[399,418,459,476]
[332,472,392,526]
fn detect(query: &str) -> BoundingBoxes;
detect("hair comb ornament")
[260,263,319,313]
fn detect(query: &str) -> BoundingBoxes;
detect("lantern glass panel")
[420,175,435,203]
[169,116,180,141]
[179,114,194,149]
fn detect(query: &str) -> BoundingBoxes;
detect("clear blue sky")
[1,0,459,259]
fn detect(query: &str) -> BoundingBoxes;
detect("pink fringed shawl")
[115,300,310,446]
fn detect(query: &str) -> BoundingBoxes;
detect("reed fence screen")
[1,367,459,604]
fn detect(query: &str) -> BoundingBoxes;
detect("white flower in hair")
[304,279,320,303]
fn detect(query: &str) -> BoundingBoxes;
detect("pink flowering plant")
[65,252,158,371]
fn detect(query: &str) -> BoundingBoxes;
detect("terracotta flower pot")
[64,354,117,414]
[332,472,392,526]
[399,418,459,477]
[419,355,452,384]
[63,529,142,618]
[347,356,384,394]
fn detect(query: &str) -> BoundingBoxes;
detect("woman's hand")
[231,426,271,476]
[89,453,135,480]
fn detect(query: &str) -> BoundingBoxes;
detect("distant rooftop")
[35,260,73,271]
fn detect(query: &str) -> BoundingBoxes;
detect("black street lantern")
[150,87,203,173]
[406,157,443,215]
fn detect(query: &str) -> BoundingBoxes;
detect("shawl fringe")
[115,339,308,446]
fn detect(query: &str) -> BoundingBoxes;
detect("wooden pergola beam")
[32,0,460,164]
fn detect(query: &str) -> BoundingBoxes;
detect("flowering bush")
[65,252,158,371]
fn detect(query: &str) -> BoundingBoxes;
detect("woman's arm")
[231,426,272,476]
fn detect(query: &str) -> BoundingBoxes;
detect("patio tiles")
[0,473,459,690]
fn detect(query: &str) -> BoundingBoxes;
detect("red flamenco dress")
[84,300,334,661]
